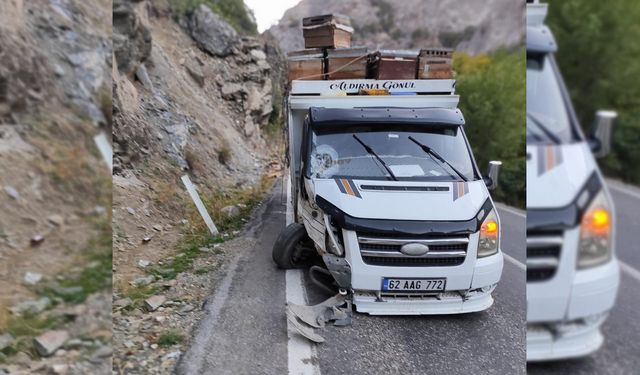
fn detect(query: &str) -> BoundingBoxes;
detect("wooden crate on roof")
[370,50,419,80]
[326,47,369,80]
[287,49,325,81]
[418,48,454,79]
[302,14,353,49]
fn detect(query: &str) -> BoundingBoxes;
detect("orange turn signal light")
[482,220,498,237]
[582,208,610,235]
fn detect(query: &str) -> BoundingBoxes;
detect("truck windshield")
[527,53,577,144]
[308,124,476,181]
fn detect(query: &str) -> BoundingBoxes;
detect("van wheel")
[272,223,316,269]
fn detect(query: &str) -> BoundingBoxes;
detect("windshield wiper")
[352,134,398,181]
[408,136,468,182]
[527,111,561,144]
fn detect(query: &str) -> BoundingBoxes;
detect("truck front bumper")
[527,257,619,361]
[353,286,496,315]
[527,314,606,362]
[343,229,503,315]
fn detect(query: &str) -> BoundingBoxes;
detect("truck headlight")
[478,209,499,257]
[578,191,612,269]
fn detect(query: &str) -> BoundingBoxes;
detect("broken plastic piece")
[287,294,345,328]
[286,310,325,343]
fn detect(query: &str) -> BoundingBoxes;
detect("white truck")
[273,77,505,315]
[526,1,620,361]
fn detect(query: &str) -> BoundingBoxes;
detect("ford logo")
[400,243,429,256]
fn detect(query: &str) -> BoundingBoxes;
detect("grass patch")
[168,0,258,35]
[121,285,160,309]
[37,222,112,304]
[98,84,112,127]
[148,236,224,280]
[148,174,275,280]
[200,174,273,233]
[34,142,112,206]
[217,141,232,165]
[1,313,72,357]
[157,330,183,347]
[4,314,66,338]
[194,267,210,275]
[150,177,188,214]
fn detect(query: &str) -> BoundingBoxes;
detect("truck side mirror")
[589,110,617,158]
[484,161,502,190]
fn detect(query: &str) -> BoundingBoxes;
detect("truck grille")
[357,233,468,267]
[527,230,563,282]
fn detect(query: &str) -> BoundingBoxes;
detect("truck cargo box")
[418,48,453,79]
[326,47,369,80]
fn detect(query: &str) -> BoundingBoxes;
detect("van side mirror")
[589,110,617,158]
[484,161,502,190]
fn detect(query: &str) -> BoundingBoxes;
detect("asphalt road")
[178,180,527,374]
[527,180,640,375]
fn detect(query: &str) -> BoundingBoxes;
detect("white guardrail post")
[181,175,219,236]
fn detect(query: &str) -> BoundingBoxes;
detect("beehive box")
[326,47,369,79]
[370,50,419,80]
[418,48,453,79]
[287,49,325,81]
[302,14,353,49]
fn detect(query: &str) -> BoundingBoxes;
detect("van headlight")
[478,209,499,257]
[578,191,612,269]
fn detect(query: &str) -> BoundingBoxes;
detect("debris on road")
[286,294,353,343]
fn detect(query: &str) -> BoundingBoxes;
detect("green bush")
[546,0,640,184]
[455,50,527,208]
[157,330,184,347]
[169,0,258,35]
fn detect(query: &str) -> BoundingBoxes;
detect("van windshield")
[527,53,577,144]
[307,124,477,181]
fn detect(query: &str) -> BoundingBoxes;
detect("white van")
[273,78,504,315]
[526,1,620,361]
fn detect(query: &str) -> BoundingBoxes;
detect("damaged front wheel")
[272,223,316,269]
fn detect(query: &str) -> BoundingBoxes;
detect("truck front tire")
[272,223,315,269]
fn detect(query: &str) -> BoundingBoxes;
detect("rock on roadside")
[0,333,14,351]
[144,295,166,312]
[188,4,238,57]
[33,330,70,357]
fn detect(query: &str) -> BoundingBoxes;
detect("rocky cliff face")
[111,3,284,371]
[0,0,112,373]
[268,0,525,54]
[113,1,283,176]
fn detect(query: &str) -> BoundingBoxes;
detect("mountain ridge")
[267,0,525,54]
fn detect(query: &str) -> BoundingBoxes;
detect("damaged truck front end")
[274,99,504,316]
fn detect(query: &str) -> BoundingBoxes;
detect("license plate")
[382,278,446,292]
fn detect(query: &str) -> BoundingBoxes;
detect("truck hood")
[312,178,489,221]
[526,142,598,209]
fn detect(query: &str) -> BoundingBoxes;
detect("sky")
[245,0,302,32]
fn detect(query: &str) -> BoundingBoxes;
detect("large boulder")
[113,0,152,74]
[188,5,238,57]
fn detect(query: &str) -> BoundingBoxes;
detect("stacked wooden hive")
[287,14,454,82]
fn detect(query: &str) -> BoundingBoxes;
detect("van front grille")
[357,233,468,267]
[527,232,563,282]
